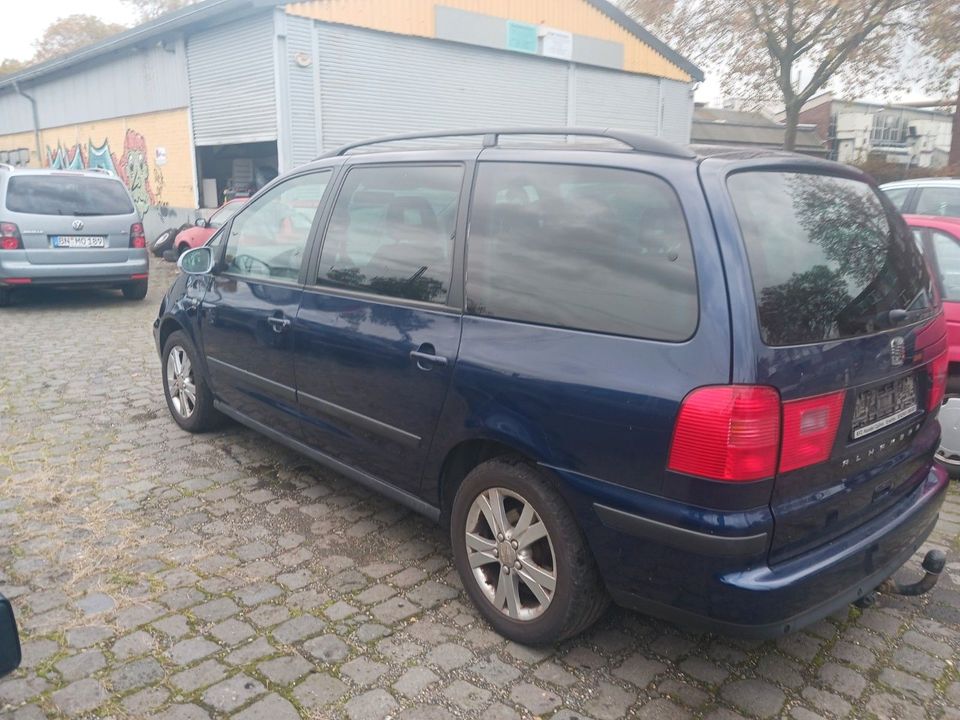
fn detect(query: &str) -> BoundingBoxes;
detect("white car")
[881,177,960,219]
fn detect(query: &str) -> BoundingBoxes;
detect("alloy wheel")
[464,487,557,621]
[166,345,197,418]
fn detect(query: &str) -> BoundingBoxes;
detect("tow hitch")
[855,549,947,608]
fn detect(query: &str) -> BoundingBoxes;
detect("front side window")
[5,175,134,215]
[728,171,935,345]
[916,187,960,218]
[465,162,698,340]
[316,165,462,304]
[930,229,960,301]
[882,186,911,211]
[209,200,243,228]
[224,171,331,281]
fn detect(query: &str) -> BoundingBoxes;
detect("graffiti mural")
[46,130,157,215]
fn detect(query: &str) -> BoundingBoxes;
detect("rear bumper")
[553,462,947,638]
[0,252,148,285]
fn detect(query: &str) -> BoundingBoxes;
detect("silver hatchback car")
[0,164,149,306]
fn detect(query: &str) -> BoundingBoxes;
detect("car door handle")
[410,346,448,369]
[267,316,291,333]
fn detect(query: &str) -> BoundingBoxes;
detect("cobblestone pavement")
[1,258,960,720]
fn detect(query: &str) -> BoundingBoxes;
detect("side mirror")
[178,246,215,275]
[0,595,21,679]
[194,217,209,228]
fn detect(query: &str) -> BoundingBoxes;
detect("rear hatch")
[725,169,946,563]
[5,173,136,264]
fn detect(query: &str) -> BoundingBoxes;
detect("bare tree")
[0,59,25,77]
[32,15,127,63]
[624,0,959,152]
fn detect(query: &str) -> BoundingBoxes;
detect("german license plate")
[851,375,918,439]
[52,236,105,248]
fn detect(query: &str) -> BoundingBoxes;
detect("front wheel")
[451,457,609,644]
[122,279,148,300]
[161,331,223,432]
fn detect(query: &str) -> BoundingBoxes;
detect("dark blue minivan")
[154,128,949,644]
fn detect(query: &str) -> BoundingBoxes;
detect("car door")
[200,169,334,439]
[293,159,468,493]
[915,185,960,218]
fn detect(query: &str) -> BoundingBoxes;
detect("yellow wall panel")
[285,0,691,81]
[0,108,195,212]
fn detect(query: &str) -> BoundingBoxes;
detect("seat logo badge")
[72,219,84,231]
[890,337,905,367]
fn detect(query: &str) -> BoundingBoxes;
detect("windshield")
[5,175,135,216]
[728,171,935,346]
[209,201,243,228]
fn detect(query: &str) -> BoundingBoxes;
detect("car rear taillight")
[928,352,948,411]
[668,386,781,481]
[779,391,845,473]
[0,222,22,250]
[130,222,146,249]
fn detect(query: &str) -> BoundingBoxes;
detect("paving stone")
[878,667,933,700]
[324,600,358,620]
[152,702,211,720]
[345,688,400,720]
[371,596,420,624]
[248,604,290,628]
[443,679,492,712]
[472,654,522,685]
[65,625,113,649]
[55,649,106,681]
[818,661,867,698]
[721,679,786,719]
[303,633,349,663]
[864,691,927,720]
[394,666,440,697]
[77,592,115,615]
[225,636,275,665]
[168,637,220,665]
[637,698,694,719]
[111,657,165,692]
[509,682,562,715]
[582,680,637,720]
[292,672,348,710]
[153,614,192,638]
[272,613,325,644]
[170,658,227,692]
[112,630,155,659]
[257,654,313,685]
[426,642,474,670]
[234,693,300,720]
[342,656,389,686]
[211,618,255,645]
[892,644,947,679]
[202,673,265,712]
[50,678,107,717]
[193,597,240,622]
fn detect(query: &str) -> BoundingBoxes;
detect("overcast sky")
[8,1,136,61]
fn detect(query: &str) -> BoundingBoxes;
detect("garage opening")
[195,141,278,208]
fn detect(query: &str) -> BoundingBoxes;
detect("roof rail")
[0,162,14,172]
[83,167,114,176]
[316,127,695,160]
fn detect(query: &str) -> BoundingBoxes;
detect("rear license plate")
[851,374,918,439]
[52,236,106,248]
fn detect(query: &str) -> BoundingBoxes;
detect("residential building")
[692,105,826,156]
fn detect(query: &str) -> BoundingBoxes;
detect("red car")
[905,214,960,475]
[173,199,245,256]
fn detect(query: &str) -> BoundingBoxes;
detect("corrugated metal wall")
[0,43,189,135]
[314,24,568,151]
[286,14,319,166]
[659,78,694,144]
[572,65,661,136]
[187,14,277,146]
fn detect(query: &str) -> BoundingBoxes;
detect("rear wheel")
[151,227,176,256]
[122,279,148,300]
[177,243,190,258]
[161,330,222,432]
[451,457,609,644]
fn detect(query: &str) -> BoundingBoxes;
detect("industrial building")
[0,0,701,233]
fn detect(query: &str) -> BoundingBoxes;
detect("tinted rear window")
[5,175,135,216]
[466,162,698,341]
[729,171,935,346]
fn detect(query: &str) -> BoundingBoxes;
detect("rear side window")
[5,175,134,215]
[929,230,960,301]
[466,162,698,340]
[881,186,911,210]
[317,165,462,304]
[916,186,960,217]
[728,171,935,346]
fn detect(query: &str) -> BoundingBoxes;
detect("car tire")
[177,243,190,258]
[151,227,176,256]
[121,279,148,300]
[161,331,223,433]
[451,456,609,644]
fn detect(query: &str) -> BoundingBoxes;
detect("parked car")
[155,128,949,644]
[0,594,20,680]
[151,222,192,257]
[905,214,960,476]
[881,178,960,219]
[170,199,246,258]
[0,165,148,306]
